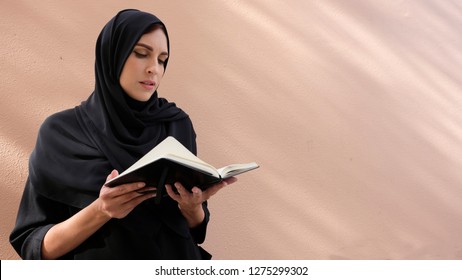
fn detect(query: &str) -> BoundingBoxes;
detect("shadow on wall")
[197,0,462,259]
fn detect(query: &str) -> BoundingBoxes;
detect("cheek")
[120,60,137,84]
[119,69,129,89]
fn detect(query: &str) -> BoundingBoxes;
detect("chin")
[132,93,154,102]
[138,96,152,102]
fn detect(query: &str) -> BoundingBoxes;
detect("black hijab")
[30,9,196,208]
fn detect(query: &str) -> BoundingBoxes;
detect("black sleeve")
[189,202,210,244]
[9,179,70,260]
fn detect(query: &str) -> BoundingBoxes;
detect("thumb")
[106,169,119,182]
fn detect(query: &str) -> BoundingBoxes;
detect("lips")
[139,80,156,90]
[140,80,155,86]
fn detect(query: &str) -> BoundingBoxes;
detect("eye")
[134,51,148,58]
[158,55,168,65]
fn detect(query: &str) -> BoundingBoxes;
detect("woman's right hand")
[42,170,156,259]
[97,169,156,219]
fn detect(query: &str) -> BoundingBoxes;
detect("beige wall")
[2,0,462,260]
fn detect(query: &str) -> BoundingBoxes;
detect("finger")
[130,191,156,202]
[165,184,180,201]
[106,169,119,182]
[124,189,156,202]
[191,187,203,202]
[223,177,238,185]
[107,182,146,198]
[173,182,191,197]
[136,186,157,194]
[204,179,232,197]
[203,185,222,198]
[101,186,154,214]
[117,192,156,216]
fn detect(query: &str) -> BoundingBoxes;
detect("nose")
[147,61,161,75]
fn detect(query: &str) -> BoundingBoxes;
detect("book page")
[164,154,219,177]
[117,137,217,177]
[217,162,259,178]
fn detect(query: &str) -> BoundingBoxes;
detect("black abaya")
[10,9,211,260]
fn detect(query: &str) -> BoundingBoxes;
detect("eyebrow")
[135,43,168,56]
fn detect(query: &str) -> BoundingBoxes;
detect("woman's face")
[120,26,169,102]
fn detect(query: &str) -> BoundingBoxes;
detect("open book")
[105,136,259,203]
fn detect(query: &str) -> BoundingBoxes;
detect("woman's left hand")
[165,177,238,227]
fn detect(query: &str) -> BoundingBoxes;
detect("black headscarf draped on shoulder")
[30,9,196,208]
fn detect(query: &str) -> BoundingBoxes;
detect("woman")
[10,9,236,260]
